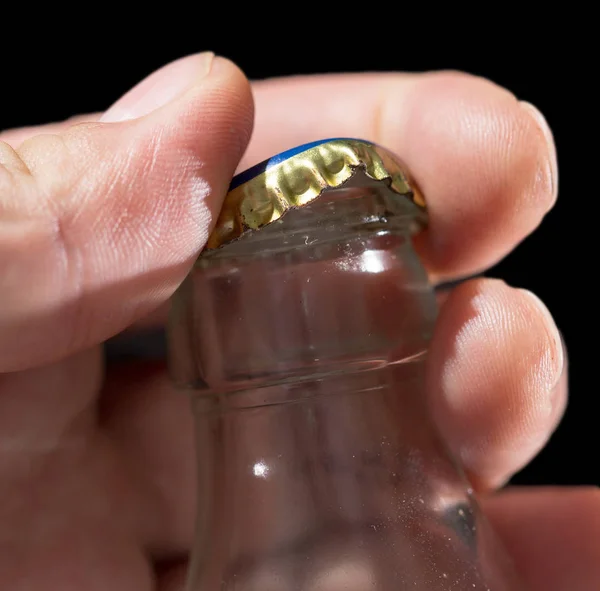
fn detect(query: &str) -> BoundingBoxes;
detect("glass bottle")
[168,139,524,590]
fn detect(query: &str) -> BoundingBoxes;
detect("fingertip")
[518,100,558,210]
[196,55,255,162]
[99,52,216,123]
[99,52,254,164]
[518,288,564,386]
[426,278,567,488]
[393,71,557,278]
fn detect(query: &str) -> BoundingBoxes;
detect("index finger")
[243,71,557,282]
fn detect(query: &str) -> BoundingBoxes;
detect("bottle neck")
[168,182,437,394]
[187,359,521,591]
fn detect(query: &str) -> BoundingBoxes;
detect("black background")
[1,22,593,487]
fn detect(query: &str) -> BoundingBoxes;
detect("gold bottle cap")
[206,138,426,250]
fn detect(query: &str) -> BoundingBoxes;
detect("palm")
[0,345,193,590]
[1,55,597,591]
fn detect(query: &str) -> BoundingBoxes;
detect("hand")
[0,53,595,591]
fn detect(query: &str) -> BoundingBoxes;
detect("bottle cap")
[206,138,426,250]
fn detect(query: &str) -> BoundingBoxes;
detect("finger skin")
[483,487,600,591]
[2,71,557,285]
[0,55,253,372]
[157,563,187,591]
[426,279,566,489]
[246,72,557,281]
[101,362,196,557]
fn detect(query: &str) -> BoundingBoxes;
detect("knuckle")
[0,140,29,171]
[0,140,29,192]
[0,141,36,216]
[16,133,79,201]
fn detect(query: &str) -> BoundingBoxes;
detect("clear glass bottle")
[168,140,524,590]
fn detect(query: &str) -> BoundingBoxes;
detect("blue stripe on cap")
[229,138,362,191]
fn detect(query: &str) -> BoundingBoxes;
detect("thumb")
[0,53,253,371]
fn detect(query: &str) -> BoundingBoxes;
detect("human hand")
[1,53,596,590]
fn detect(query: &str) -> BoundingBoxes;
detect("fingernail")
[519,101,559,206]
[519,289,564,387]
[558,328,568,375]
[100,52,215,123]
